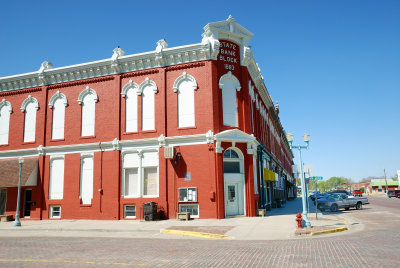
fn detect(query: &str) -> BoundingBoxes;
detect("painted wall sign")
[217,40,240,75]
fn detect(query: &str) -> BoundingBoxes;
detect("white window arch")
[0,99,12,145]
[219,71,241,127]
[173,72,197,128]
[139,78,157,131]
[49,91,68,140]
[121,80,139,133]
[223,147,244,174]
[21,95,39,143]
[78,86,98,137]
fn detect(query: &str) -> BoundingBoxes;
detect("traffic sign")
[308,176,323,180]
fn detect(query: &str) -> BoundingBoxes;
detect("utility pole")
[384,169,388,193]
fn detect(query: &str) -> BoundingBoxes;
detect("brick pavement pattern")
[0,196,399,267]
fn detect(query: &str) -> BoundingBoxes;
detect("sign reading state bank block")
[217,39,241,77]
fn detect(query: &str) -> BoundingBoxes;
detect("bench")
[0,215,13,222]
[177,212,191,221]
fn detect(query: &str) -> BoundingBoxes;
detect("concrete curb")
[161,229,231,239]
[310,226,348,236]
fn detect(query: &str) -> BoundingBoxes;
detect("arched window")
[49,91,68,140]
[121,80,139,133]
[0,99,12,145]
[139,78,157,131]
[21,96,39,143]
[78,87,98,137]
[219,72,241,127]
[173,72,197,128]
[223,148,242,173]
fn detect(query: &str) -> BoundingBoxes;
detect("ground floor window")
[122,151,159,198]
[179,187,197,202]
[179,204,199,218]
[49,205,61,219]
[124,205,136,218]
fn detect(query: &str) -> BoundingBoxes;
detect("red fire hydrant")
[296,212,303,229]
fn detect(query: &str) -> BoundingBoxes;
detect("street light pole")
[13,157,24,227]
[286,132,311,227]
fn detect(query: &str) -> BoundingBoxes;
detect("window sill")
[80,136,96,139]
[0,144,9,147]
[50,138,65,142]
[177,126,197,130]
[141,130,157,133]
[22,141,36,145]
[123,131,138,135]
[80,204,92,207]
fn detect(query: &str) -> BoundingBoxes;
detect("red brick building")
[0,17,294,220]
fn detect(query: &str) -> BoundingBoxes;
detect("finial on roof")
[38,61,53,72]
[275,101,279,115]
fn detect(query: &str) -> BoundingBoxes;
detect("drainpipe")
[98,142,103,213]
[257,146,265,208]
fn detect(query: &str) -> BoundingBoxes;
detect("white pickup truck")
[316,193,369,212]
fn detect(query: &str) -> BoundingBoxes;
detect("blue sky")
[1,0,399,181]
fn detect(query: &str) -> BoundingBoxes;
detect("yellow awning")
[264,168,277,181]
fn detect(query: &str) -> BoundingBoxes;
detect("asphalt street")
[0,195,399,267]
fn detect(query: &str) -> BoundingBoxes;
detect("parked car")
[332,190,351,196]
[317,193,369,212]
[387,190,400,198]
[352,190,363,197]
[397,192,400,198]
[309,191,320,201]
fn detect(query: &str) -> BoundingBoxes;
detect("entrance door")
[225,183,239,216]
[0,189,7,215]
[23,189,32,218]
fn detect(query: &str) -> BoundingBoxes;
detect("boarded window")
[0,106,11,145]
[81,94,96,136]
[52,99,65,140]
[49,157,64,199]
[142,86,155,131]
[178,80,195,127]
[80,156,93,204]
[221,80,238,127]
[24,102,37,142]
[125,88,138,132]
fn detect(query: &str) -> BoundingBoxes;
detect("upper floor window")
[121,80,139,133]
[0,99,12,145]
[21,95,39,143]
[49,91,68,140]
[78,87,98,137]
[219,72,241,127]
[139,78,157,131]
[173,72,197,128]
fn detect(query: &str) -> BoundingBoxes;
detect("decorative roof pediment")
[215,129,256,143]
[203,15,254,47]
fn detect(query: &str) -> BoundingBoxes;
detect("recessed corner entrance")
[223,148,245,217]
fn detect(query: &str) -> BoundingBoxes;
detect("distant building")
[370,179,398,193]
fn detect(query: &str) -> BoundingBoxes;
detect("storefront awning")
[0,157,38,187]
[264,168,277,181]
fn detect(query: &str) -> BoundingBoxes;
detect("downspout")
[257,146,265,209]
[40,85,49,220]
[98,142,103,213]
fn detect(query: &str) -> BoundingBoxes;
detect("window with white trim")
[23,102,37,142]
[179,187,197,202]
[223,149,241,173]
[49,205,61,218]
[81,93,96,136]
[80,155,93,205]
[49,156,64,199]
[0,101,11,145]
[125,85,138,132]
[122,151,159,198]
[124,205,136,218]
[179,204,199,218]
[52,98,65,140]
[142,85,155,131]
[219,72,241,127]
[173,73,197,128]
